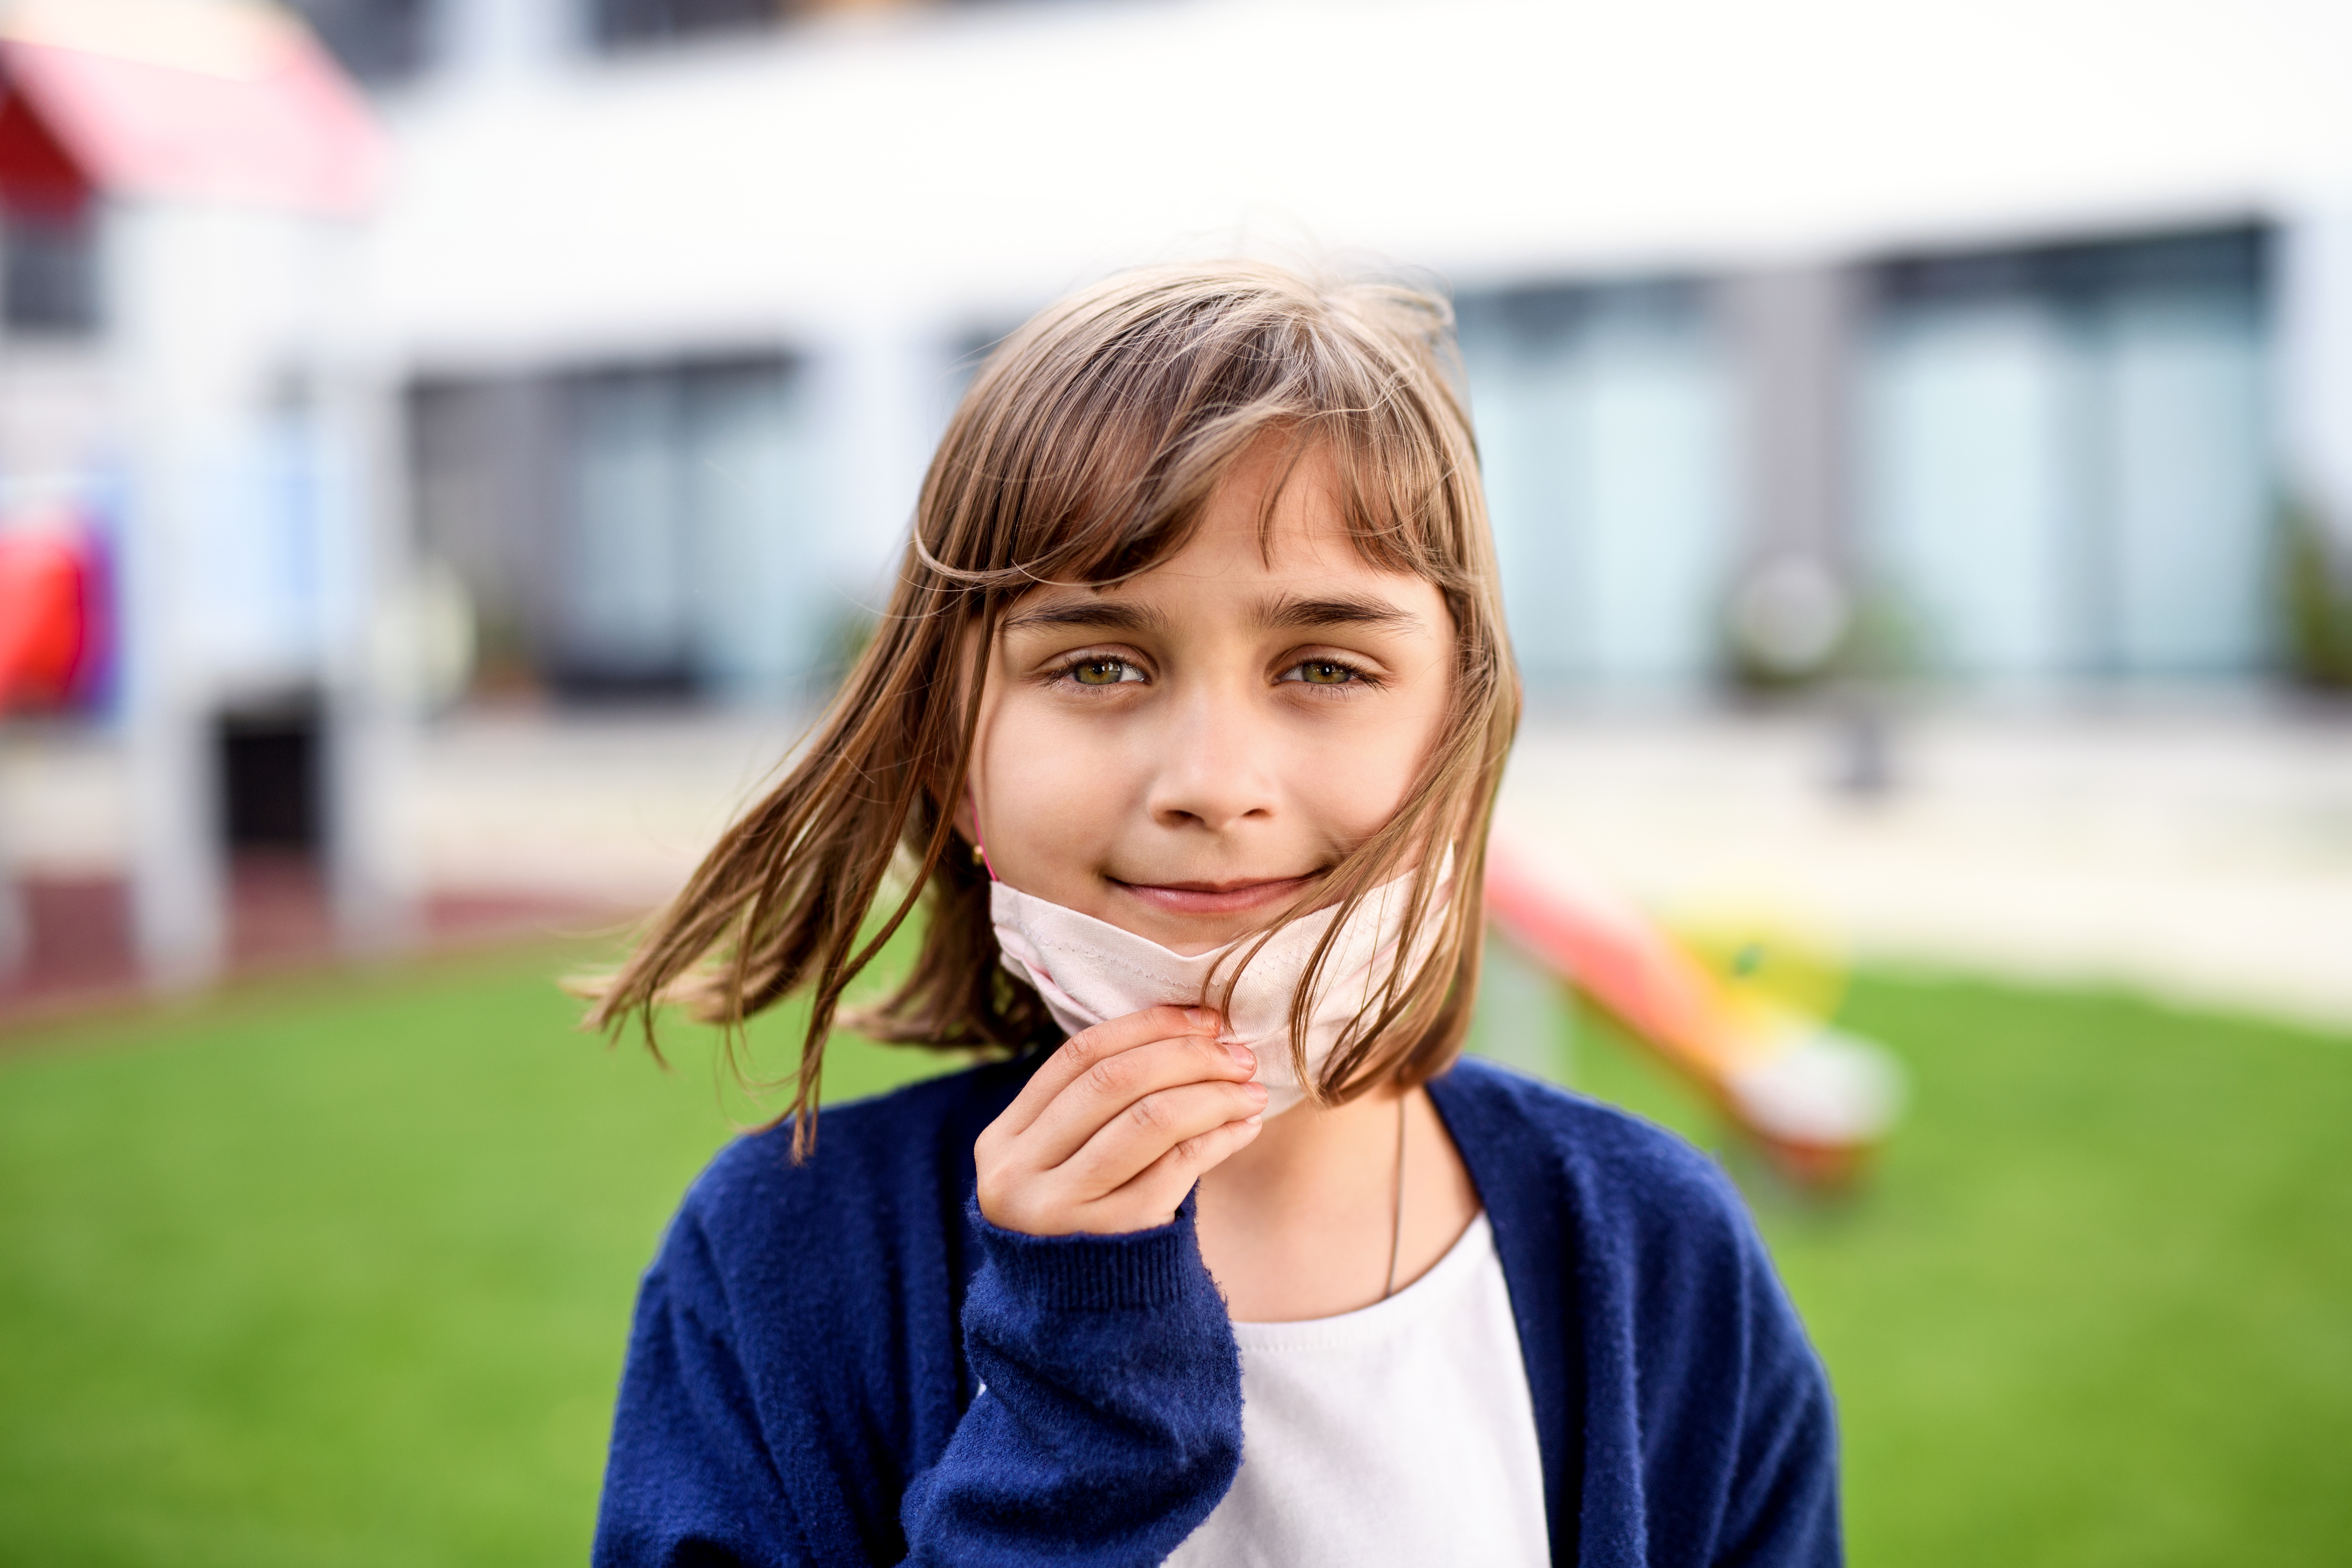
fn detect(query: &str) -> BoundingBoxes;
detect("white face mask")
[989,858,1453,1117]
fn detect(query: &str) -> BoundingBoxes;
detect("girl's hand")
[976,1005,1266,1236]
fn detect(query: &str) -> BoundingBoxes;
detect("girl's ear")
[961,787,996,879]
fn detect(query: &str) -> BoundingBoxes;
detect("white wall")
[371,0,2352,362]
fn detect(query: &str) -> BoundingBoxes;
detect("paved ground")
[7,699,2351,1026]
[1496,700,2352,1027]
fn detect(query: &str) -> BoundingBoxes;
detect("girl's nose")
[1146,685,1280,833]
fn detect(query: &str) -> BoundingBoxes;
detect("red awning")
[0,0,383,217]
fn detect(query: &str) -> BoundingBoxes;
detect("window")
[1457,281,1736,690]
[2,210,98,336]
[286,0,433,85]
[555,356,827,700]
[590,0,781,51]
[1862,226,2271,681]
[409,353,832,705]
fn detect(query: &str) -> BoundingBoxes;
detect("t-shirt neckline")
[1226,1209,1494,1352]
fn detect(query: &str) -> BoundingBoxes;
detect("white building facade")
[321,0,2352,702]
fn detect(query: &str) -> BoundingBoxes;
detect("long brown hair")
[583,261,1522,1152]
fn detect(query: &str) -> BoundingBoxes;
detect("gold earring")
[971,842,985,866]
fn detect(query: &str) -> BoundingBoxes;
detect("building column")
[321,356,420,957]
[110,202,228,987]
[2281,201,2352,543]
[816,318,948,614]
[1718,264,1866,681]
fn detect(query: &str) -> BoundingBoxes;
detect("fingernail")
[1242,1079,1267,1100]
[1186,1007,1217,1029]
[1225,1039,1255,1067]
[1243,1114,1263,1127]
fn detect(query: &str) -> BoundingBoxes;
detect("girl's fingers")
[973,1005,1251,1237]
[1058,1077,1268,1195]
[991,1005,1220,1138]
[1089,1111,1266,1230]
[1018,1031,1258,1170]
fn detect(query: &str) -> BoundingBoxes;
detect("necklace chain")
[1381,1094,1407,1300]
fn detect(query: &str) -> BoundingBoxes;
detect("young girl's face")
[969,437,1456,956]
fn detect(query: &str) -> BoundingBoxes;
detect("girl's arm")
[593,1197,1241,1568]
[596,1010,1258,1568]
[896,1004,1264,1558]
[897,1197,1241,1564]
[594,1217,811,1566]
[1710,1220,1842,1567]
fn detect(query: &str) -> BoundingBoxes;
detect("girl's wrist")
[967,1192,1205,1311]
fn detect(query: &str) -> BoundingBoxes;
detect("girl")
[589,264,1839,1567]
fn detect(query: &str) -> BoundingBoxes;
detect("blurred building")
[0,0,395,993]
[316,0,2351,706]
[1465,233,2272,691]
[3,0,2349,996]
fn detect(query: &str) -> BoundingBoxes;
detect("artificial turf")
[0,945,2345,1565]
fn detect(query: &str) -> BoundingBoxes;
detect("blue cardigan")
[595,1055,1841,1566]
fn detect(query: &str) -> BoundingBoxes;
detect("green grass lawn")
[1,945,2347,1565]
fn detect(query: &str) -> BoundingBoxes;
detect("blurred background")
[0,0,2346,1563]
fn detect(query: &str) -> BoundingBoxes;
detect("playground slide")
[1484,848,1903,1187]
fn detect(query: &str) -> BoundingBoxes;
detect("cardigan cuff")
[967,1193,1204,1311]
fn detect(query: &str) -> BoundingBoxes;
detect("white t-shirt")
[1164,1212,1549,1568]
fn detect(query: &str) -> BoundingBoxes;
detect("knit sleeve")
[593,1212,812,1567]
[1711,1216,1842,1568]
[896,1195,1244,1566]
[595,1190,1242,1568]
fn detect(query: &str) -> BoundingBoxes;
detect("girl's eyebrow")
[1002,592,1422,636]
[1257,593,1426,633]
[1001,599,1167,635]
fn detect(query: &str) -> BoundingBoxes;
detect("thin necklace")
[1382,1094,1408,1299]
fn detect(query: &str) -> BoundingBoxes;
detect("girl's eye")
[1064,657,1144,687]
[1280,659,1368,688]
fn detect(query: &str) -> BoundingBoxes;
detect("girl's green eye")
[1069,658,1138,686]
[1288,660,1358,686]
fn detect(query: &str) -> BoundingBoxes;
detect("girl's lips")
[1111,874,1318,916]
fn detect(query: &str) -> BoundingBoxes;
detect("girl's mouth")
[1108,873,1320,917]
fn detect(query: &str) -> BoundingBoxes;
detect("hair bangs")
[923,272,1475,602]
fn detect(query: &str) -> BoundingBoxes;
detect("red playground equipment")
[0,523,106,715]
[1485,847,1903,1187]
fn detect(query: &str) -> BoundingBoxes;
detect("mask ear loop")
[966,787,998,882]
